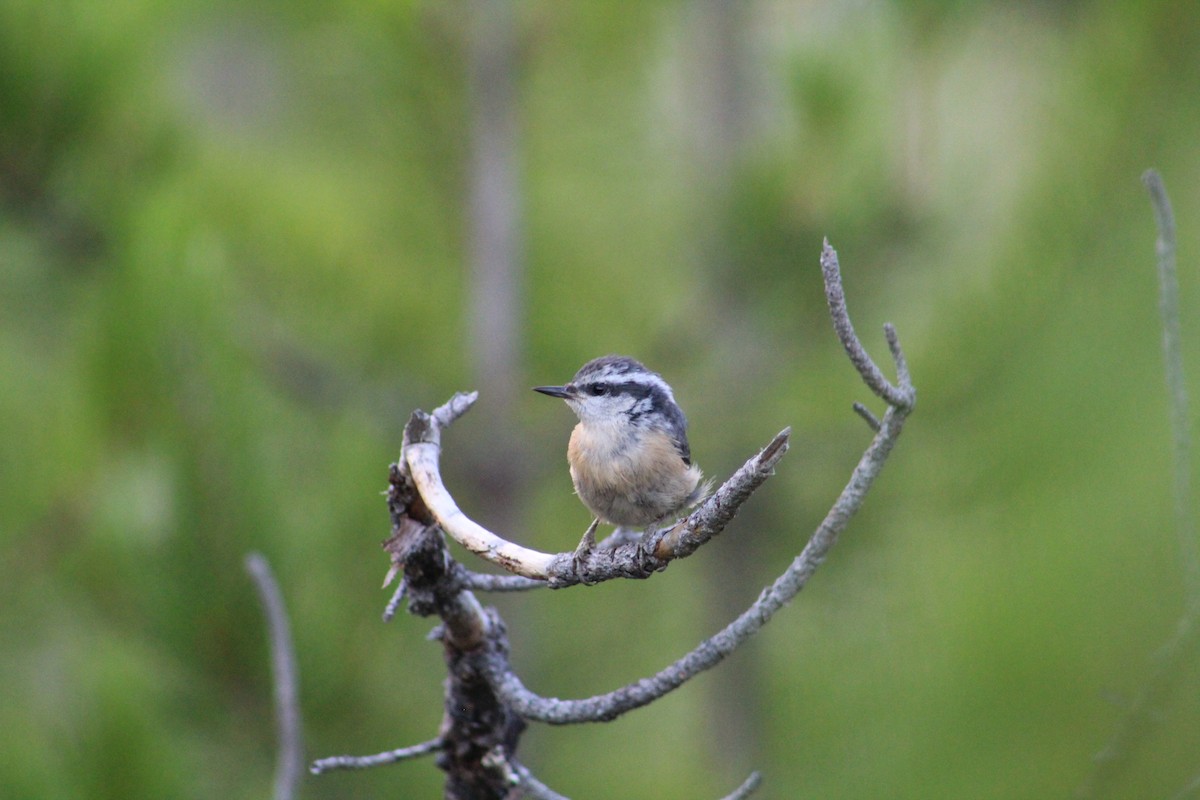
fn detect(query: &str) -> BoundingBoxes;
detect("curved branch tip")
[722,770,763,800]
[883,323,916,408]
[821,240,914,410]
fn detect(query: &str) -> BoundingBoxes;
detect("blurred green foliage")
[3,1,1200,797]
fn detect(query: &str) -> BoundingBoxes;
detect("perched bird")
[534,355,708,559]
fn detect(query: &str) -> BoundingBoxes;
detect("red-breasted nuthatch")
[534,355,708,558]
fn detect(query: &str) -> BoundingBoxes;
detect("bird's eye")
[588,383,608,397]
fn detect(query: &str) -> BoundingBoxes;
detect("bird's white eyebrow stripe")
[576,366,663,386]
[588,371,661,387]
[571,356,678,404]
[580,372,676,402]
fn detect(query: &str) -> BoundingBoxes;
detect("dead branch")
[311,240,915,798]
[454,566,547,593]
[403,396,558,579]
[482,241,913,725]
[403,396,790,586]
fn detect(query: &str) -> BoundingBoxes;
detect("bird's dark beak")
[533,384,572,399]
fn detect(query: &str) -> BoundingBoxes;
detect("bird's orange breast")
[566,422,702,527]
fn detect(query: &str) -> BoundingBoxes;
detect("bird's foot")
[634,519,667,570]
[573,518,600,572]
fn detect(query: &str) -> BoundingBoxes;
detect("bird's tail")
[687,477,715,511]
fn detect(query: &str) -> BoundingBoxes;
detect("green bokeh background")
[4,2,1200,797]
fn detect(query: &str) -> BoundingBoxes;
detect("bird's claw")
[634,519,667,571]
[573,518,600,572]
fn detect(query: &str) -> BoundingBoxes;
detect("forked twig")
[314,240,914,798]
[821,240,915,410]
[488,241,914,723]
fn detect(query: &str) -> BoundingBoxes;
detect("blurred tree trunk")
[684,0,766,777]
[464,0,527,538]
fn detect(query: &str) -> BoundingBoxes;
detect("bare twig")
[1144,169,1199,606]
[490,410,907,723]
[720,770,763,800]
[852,401,881,431]
[821,239,915,410]
[505,762,760,800]
[245,553,304,800]
[455,566,547,593]
[382,577,407,622]
[1076,170,1200,798]
[488,241,914,723]
[310,738,442,774]
[509,762,569,800]
[432,390,481,429]
[646,428,791,562]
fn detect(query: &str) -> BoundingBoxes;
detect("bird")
[533,355,709,561]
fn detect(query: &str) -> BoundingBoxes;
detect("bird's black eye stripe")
[615,381,654,401]
[582,378,677,405]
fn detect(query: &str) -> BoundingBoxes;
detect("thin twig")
[491,408,907,723]
[431,390,481,429]
[310,738,442,774]
[339,242,910,795]
[720,770,763,800]
[1076,171,1200,798]
[506,763,761,800]
[455,566,547,592]
[489,242,914,723]
[821,239,915,410]
[508,762,567,799]
[382,577,407,622]
[648,428,791,562]
[245,553,304,800]
[884,322,913,394]
[1144,169,1200,607]
[852,402,881,432]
